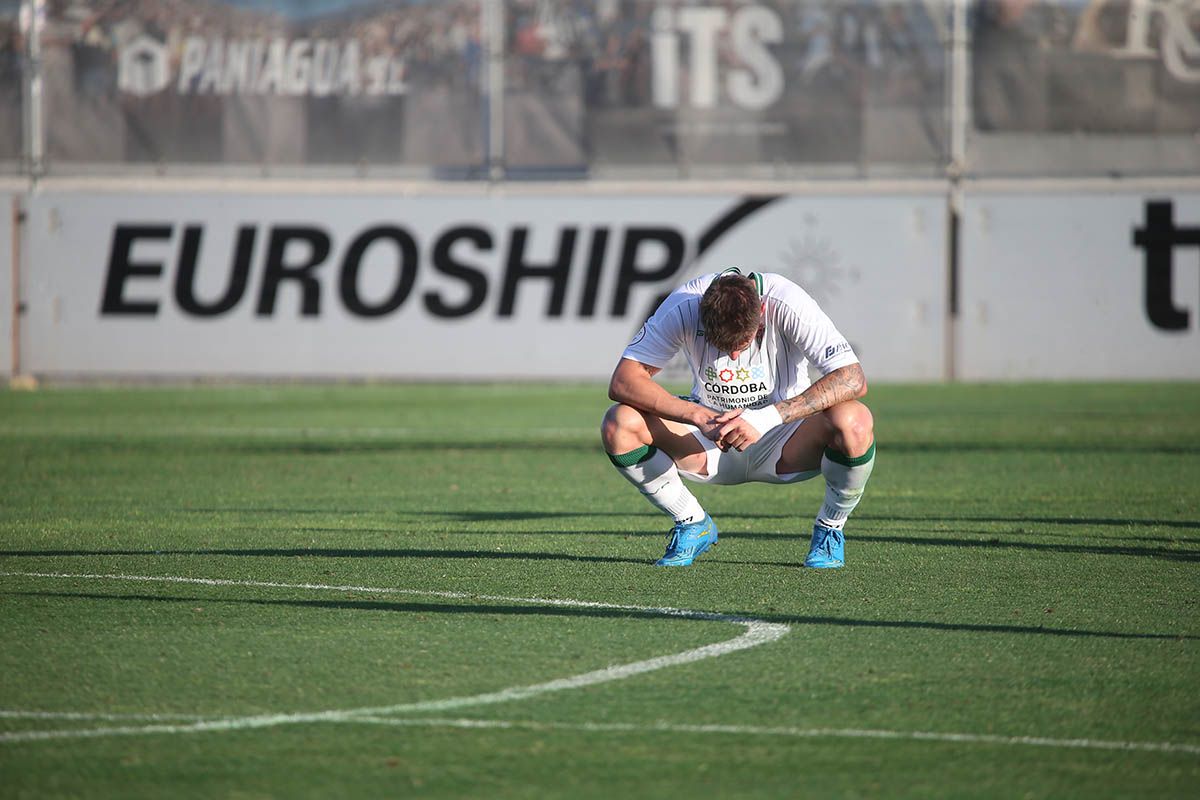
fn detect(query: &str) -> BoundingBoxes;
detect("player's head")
[700,274,763,355]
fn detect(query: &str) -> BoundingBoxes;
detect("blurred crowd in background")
[0,0,1197,176]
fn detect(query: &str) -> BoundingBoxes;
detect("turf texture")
[0,382,1197,798]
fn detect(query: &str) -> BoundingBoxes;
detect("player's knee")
[827,401,874,457]
[600,403,649,449]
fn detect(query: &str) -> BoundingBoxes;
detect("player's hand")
[695,407,733,451]
[713,408,744,426]
[717,412,762,452]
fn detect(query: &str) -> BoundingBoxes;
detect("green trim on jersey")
[718,267,762,296]
[608,445,658,468]
[824,442,876,468]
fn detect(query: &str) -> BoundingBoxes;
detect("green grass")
[1,382,1198,799]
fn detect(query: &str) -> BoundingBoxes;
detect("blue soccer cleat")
[804,524,845,568]
[655,514,718,566]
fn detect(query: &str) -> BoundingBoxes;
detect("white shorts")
[677,417,822,486]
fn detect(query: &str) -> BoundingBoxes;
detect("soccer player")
[601,268,875,568]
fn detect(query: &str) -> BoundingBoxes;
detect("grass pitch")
[1,382,1198,798]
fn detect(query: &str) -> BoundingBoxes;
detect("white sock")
[608,445,705,525]
[817,443,875,531]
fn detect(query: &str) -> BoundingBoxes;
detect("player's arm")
[608,357,713,428]
[716,363,867,451]
[775,362,867,423]
[719,290,867,450]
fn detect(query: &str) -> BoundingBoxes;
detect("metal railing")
[0,0,1197,181]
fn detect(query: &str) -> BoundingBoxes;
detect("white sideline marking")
[344,716,1200,756]
[0,571,787,741]
[3,715,1197,756]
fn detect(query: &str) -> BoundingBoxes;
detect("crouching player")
[601,269,876,568]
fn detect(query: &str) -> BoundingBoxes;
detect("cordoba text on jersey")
[703,381,769,395]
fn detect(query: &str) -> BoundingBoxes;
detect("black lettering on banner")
[339,226,418,318]
[577,228,609,318]
[611,228,685,316]
[256,226,331,317]
[499,227,575,317]
[100,224,171,316]
[425,226,492,318]
[1133,200,1200,332]
[174,225,255,317]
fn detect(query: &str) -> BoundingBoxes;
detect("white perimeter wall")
[959,187,1200,380]
[0,191,12,377]
[18,186,946,381]
[9,180,1200,381]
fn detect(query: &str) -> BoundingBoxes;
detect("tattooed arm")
[776,362,868,424]
[715,363,867,451]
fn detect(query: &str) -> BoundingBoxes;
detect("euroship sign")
[19,189,947,380]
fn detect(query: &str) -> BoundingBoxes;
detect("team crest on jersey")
[705,365,763,384]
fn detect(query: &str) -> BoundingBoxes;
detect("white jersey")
[622,270,859,412]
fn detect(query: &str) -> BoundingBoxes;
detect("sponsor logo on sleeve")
[824,342,852,359]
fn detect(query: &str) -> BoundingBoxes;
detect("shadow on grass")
[175,508,1200,533]
[853,514,1200,531]
[716,513,1200,532]
[6,590,691,623]
[177,510,637,522]
[837,534,1200,562]
[3,532,1196,563]
[0,547,646,566]
[713,535,1200,566]
[224,440,594,455]
[700,533,1200,563]
[882,441,1198,455]
[748,612,1199,642]
[20,436,1198,457]
[9,590,1196,642]
[226,439,1199,456]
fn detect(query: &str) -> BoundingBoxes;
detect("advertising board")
[959,189,1200,379]
[21,188,947,381]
